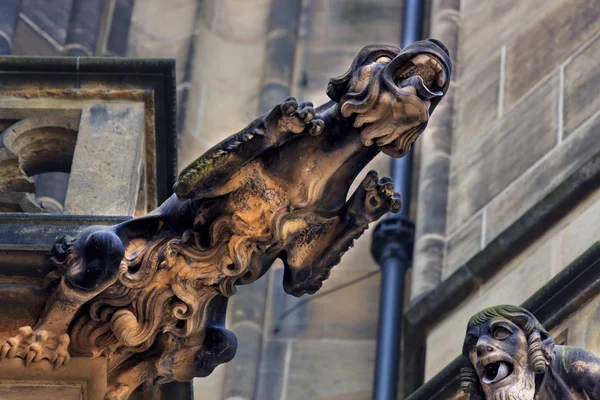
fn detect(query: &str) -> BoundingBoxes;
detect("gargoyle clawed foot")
[0,326,70,369]
[348,170,402,222]
[266,97,324,143]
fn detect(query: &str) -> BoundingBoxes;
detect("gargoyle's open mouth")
[393,52,447,106]
[481,360,514,385]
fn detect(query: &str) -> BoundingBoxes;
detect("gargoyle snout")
[476,337,497,358]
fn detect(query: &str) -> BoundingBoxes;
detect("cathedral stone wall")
[412,0,600,389]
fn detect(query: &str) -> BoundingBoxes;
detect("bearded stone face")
[328,39,452,158]
[465,318,536,400]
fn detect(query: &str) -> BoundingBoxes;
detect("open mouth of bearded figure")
[481,359,515,385]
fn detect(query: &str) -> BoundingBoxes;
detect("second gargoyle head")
[326,39,452,157]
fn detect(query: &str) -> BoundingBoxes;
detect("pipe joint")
[371,215,415,268]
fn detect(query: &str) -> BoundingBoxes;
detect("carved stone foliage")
[461,305,600,399]
[0,40,451,399]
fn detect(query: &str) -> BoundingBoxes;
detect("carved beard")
[339,68,429,158]
[482,360,535,400]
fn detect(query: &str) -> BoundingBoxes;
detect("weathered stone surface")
[221,323,262,400]
[459,0,557,80]
[486,113,600,243]
[215,0,271,42]
[255,340,288,400]
[192,365,225,400]
[425,293,482,381]
[447,76,558,234]
[0,357,107,400]
[415,154,451,236]
[268,267,380,340]
[454,53,500,153]
[0,384,82,400]
[504,0,600,108]
[411,236,445,301]
[127,0,197,83]
[426,239,553,379]
[444,213,482,279]
[64,102,145,216]
[479,239,553,307]
[564,34,600,137]
[286,340,376,399]
[311,0,402,48]
[559,188,600,268]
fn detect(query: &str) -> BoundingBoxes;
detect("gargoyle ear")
[528,330,554,374]
[327,44,400,103]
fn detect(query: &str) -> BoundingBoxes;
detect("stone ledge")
[407,149,600,329]
[0,357,107,400]
[406,241,600,399]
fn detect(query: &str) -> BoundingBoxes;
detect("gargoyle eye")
[375,56,392,64]
[492,326,512,340]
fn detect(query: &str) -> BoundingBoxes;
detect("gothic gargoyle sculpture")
[461,305,600,399]
[0,39,451,399]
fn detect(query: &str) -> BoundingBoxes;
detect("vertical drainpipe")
[371,0,423,399]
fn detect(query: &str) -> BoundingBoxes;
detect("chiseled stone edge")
[402,149,600,396]
[406,241,600,399]
[407,149,600,328]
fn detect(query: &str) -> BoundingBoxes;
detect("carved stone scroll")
[0,39,452,399]
[461,305,600,399]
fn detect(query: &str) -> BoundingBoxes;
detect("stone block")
[303,47,358,105]
[190,24,267,95]
[255,340,288,400]
[411,236,445,299]
[127,26,192,84]
[215,0,271,43]
[559,187,600,268]
[193,365,225,400]
[459,0,557,80]
[268,267,380,340]
[228,274,269,327]
[222,323,262,400]
[310,0,402,48]
[564,34,600,137]
[425,292,483,380]
[444,213,482,279]
[447,76,558,234]
[130,0,197,39]
[415,154,451,236]
[0,357,107,400]
[286,340,376,399]
[64,102,145,216]
[454,53,500,153]
[479,239,554,308]
[504,0,600,108]
[550,296,600,354]
[486,113,600,243]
